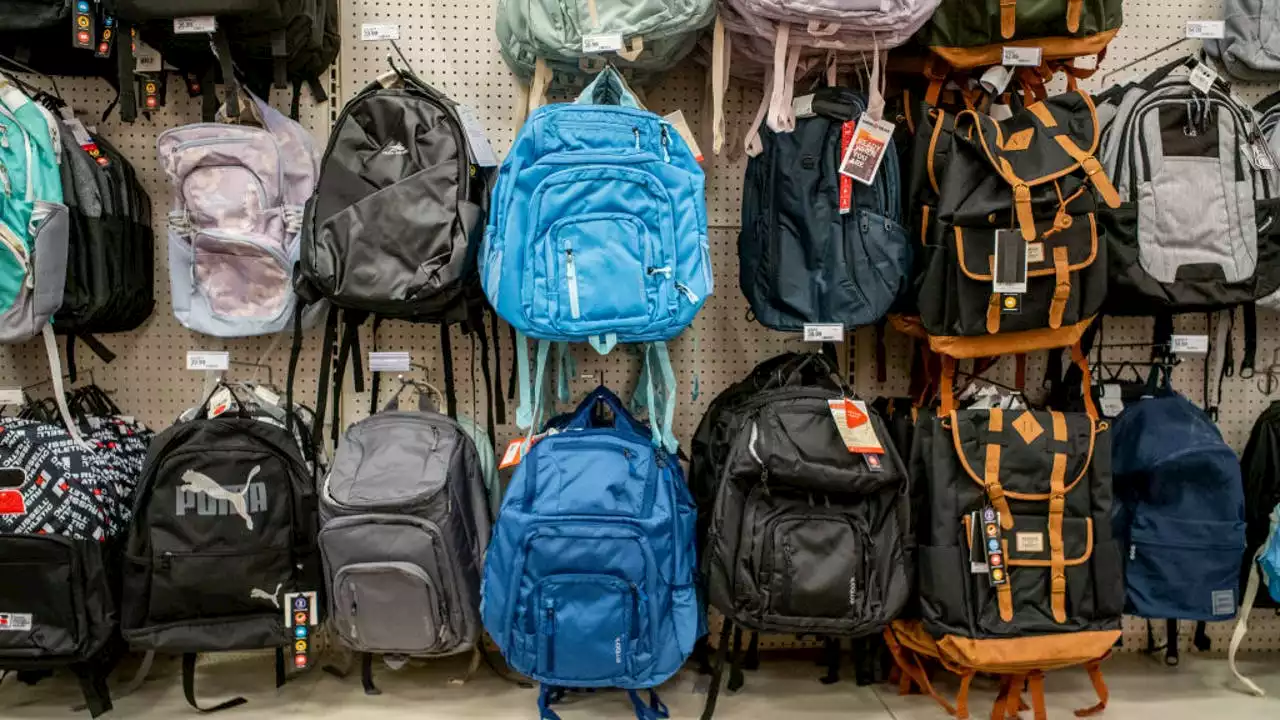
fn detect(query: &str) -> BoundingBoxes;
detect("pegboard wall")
[1,0,1279,656]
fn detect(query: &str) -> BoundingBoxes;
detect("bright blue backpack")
[1111,391,1246,622]
[482,68,711,450]
[481,387,704,720]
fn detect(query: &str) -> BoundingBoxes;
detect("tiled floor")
[3,651,1280,719]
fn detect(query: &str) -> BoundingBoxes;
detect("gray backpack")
[1207,0,1280,81]
[319,396,491,692]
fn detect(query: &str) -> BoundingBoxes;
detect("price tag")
[1170,334,1209,355]
[1186,20,1226,39]
[1099,383,1125,418]
[792,93,816,119]
[803,323,844,342]
[663,110,703,163]
[208,387,234,417]
[826,398,885,455]
[368,352,411,372]
[173,16,216,34]
[64,119,93,147]
[1189,62,1218,94]
[360,23,400,41]
[582,32,624,54]
[186,351,229,371]
[1001,46,1043,67]
[253,385,281,407]
[134,42,162,73]
[993,229,1028,294]
[0,388,23,406]
[838,115,894,186]
[455,104,499,168]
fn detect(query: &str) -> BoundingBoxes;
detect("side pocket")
[850,209,910,324]
[29,201,68,328]
[1090,538,1125,618]
[670,586,702,658]
[918,545,971,632]
[120,553,151,632]
[167,228,194,325]
[482,226,502,302]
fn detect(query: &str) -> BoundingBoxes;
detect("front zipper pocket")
[148,546,295,624]
[0,221,30,312]
[763,514,869,621]
[0,535,85,658]
[548,213,653,330]
[192,230,291,319]
[334,562,445,654]
[527,436,655,517]
[534,573,637,682]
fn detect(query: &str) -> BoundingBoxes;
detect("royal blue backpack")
[481,387,704,720]
[1112,391,1246,622]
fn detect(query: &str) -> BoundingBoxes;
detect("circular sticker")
[77,30,91,43]
[293,597,308,610]
[294,655,307,668]
[104,16,115,26]
[987,539,1000,552]
[294,626,307,638]
[991,568,1005,582]
[145,97,157,108]
[77,1,89,11]
[1004,296,1018,309]
[294,640,307,653]
[294,611,308,625]
[144,82,157,93]
[989,553,1003,567]
[98,43,109,53]
[95,157,108,166]
[77,15,90,28]
[985,524,999,538]
[102,29,111,40]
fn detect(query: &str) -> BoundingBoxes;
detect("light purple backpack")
[157,92,319,337]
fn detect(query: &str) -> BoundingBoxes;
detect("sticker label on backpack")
[826,399,884,455]
[0,613,32,631]
[1001,46,1042,67]
[1212,589,1236,616]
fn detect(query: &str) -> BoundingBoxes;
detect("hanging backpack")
[1206,0,1280,82]
[740,86,910,331]
[908,89,1118,358]
[1229,500,1280,696]
[120,383,321,712]
[1239,400,1280,610]
[482,387,703,720]
[319,391,491,694]
[887,348,1122,720]
[157,89,319,338]
[695,356,910,718]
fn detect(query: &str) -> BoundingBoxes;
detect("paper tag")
[1100,383,1125,418]
[1015,532,1044,553]
[838,120,855,214]
[826,399,885,455]
[803,323,844,342]
[839,116,894,186]
[499,439,527,469]
[0,613,33,631]
[1026,241,1045,264]
[134,43,162,73]
[980,507,1007,586]
[65,119,93,147]
[993,229,1028,294]
[1001,46,1043,67]
[1171,334,1210,354]
[187,351,229,371]
[173,16,216,34]
[368,351,411,372]
[663,111,703,163]
[792,93,816,119]
[1189,63,1218,94]
[208,387,234,418]
[282,591,320,627]
[253,385,281,407]
[454,104,499,167]
[0,388,23,406]
[360,23,400,41]
[1186,20,1226,39]
[582,32,624,54]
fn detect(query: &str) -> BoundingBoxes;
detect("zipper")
[0,223,30,288]
[542,599,556,672]
[350,585,359,640]
[0,107,31,197]
[674,282,699,303]
[0,125,9,149]
[565,244,581,319]
[0,164,10,195]
[660,125,671,162]
[196,229,290,268]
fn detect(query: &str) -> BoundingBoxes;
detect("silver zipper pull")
[646,266,672,278]
[675,282,699,303]
[633,127,640,150]
[0,126,9,149]
[660,126,670,162]
[0,165,10,195]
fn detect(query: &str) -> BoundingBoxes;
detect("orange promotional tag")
[827,398,885,454]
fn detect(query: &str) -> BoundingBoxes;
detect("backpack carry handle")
[574,67,645,110]
[565,385,649,437]
[383,379,443,414]
[937,343,1098,421]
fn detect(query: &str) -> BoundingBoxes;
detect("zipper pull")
[0,126,9,149]
[674,282,699,303]
[660,126,671,162]
[161,551,173,571]
[646,266,672,278]
[633,127,641,150]
[0,165,10,196]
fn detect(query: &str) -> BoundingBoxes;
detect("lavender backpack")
[158,92,319,337]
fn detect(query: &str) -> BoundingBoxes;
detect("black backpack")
[0,1,120,81]
[1240,401,1280,610]
[739,87,911,331]
[49,114,155,375]
[120,386,320,712]
[290,64,499,448]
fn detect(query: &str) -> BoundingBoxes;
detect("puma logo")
[177,466,264,530]
[381,141,408,156]
[250,583,283,609]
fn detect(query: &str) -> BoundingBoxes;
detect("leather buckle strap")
[1066,0,1083,32]
[1049,245,1071,329]
[1000,0,1017,39]
[1048,411,1070,623]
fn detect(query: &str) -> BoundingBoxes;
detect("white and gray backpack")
[318,393,491,694]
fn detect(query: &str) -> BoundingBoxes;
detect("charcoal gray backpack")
[1206,0,1280,81]
[318,393,491,694]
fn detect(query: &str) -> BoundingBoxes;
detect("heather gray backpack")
[1206,0,1280,81]
[319,394,490,694]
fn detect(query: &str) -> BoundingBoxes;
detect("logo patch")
[615,637,623,664]
[0,613,33,631]
[381,141,408,156]
[1015,532,1045,553]
[1012,411,1045,445]
[250,583,284,609]
[176,466,264,529]
[1212,589,1236,616]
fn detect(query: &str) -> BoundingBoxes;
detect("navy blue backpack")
[1112,391,1246,625]
[481,387,704,719]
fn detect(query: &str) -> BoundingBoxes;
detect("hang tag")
[253,385,281,407]
[65,119,93,147]
[662,111,703,163]
[863,454,884,473]
[969,512,989,573]
[826,399,885,455]
[71,0,94,49]
[582,32,624,54]
[1001,46,1042,67]
[803,323,844,342]
[498,432,549,469]
[283,591,318,670]
[980,506,1007,586]
[838,120,855,214]
[368,351,411,372]
[208,387,234,418]
[360,23,400,41]
[0,388,22,406]
[96,13,116,58]
[1170,334,1209,355]
[1188,63,1218,94]
[1099,383,1125,418]
[839,116,894,186]
[993,229,1028,294]
[1026,241,1045,264]
[1186,20,1226,39]
[187,351,230,371]
[456,104,499,167]
[184,73,204,98]
[792,93,816,119]
[134,43,162,74]
[139,75,164,111]
[173,16,217,34]
[0,613,33,631]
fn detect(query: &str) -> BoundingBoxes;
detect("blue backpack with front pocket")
[481,386,704,720]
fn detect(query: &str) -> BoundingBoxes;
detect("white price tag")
[803,323,844,342]
[1189,63,1218,94]
[455,104,499,168]
[1186,20,1226,39]
[582,32,624,54]
[1001,46,1043,67]
[0,388,23,406]
[186,351,229,371]
[360,23,400,41]
[65,119,93,147]
[134,43,162,73]
[253,385,281,407]
[792,93,816,119]
[838,116,895,186]
[1170,334,1210,355]
[173,16,216,34]
[1100,383,1125,418]
[368,351,412,372]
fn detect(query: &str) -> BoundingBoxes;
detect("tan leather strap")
[920,205,931,245]
[1049,245,1071,329]
[528,57,553,119]
[987,267,1002,334]
[1013,184,1036,240]
[1049,411,1069,623]
[998,537,1015,621]
[744,69,773,157]
[883,629,958,716]
[1015,353,1027,389]
[1074,661,1109,716]
[1000,0,1017,39]
[1029,672,1048,720]
[1028,101,1058,128]
[956,673,974,719]
[984,409,1015,530]
[1054,135,1121,208]
[586,0,599,25]
[1066,0,1083,32]
[939,355,957,416]
[991,677,1014,720]
[1071,341,1099,422]
[616,35,644,62]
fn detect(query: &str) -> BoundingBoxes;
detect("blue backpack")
[1111,391,1246,622]
[481,387,704,720]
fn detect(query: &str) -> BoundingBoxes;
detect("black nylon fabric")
[909,409,1124,639]
[1239,401,1280,609]
[0,0,67,31]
